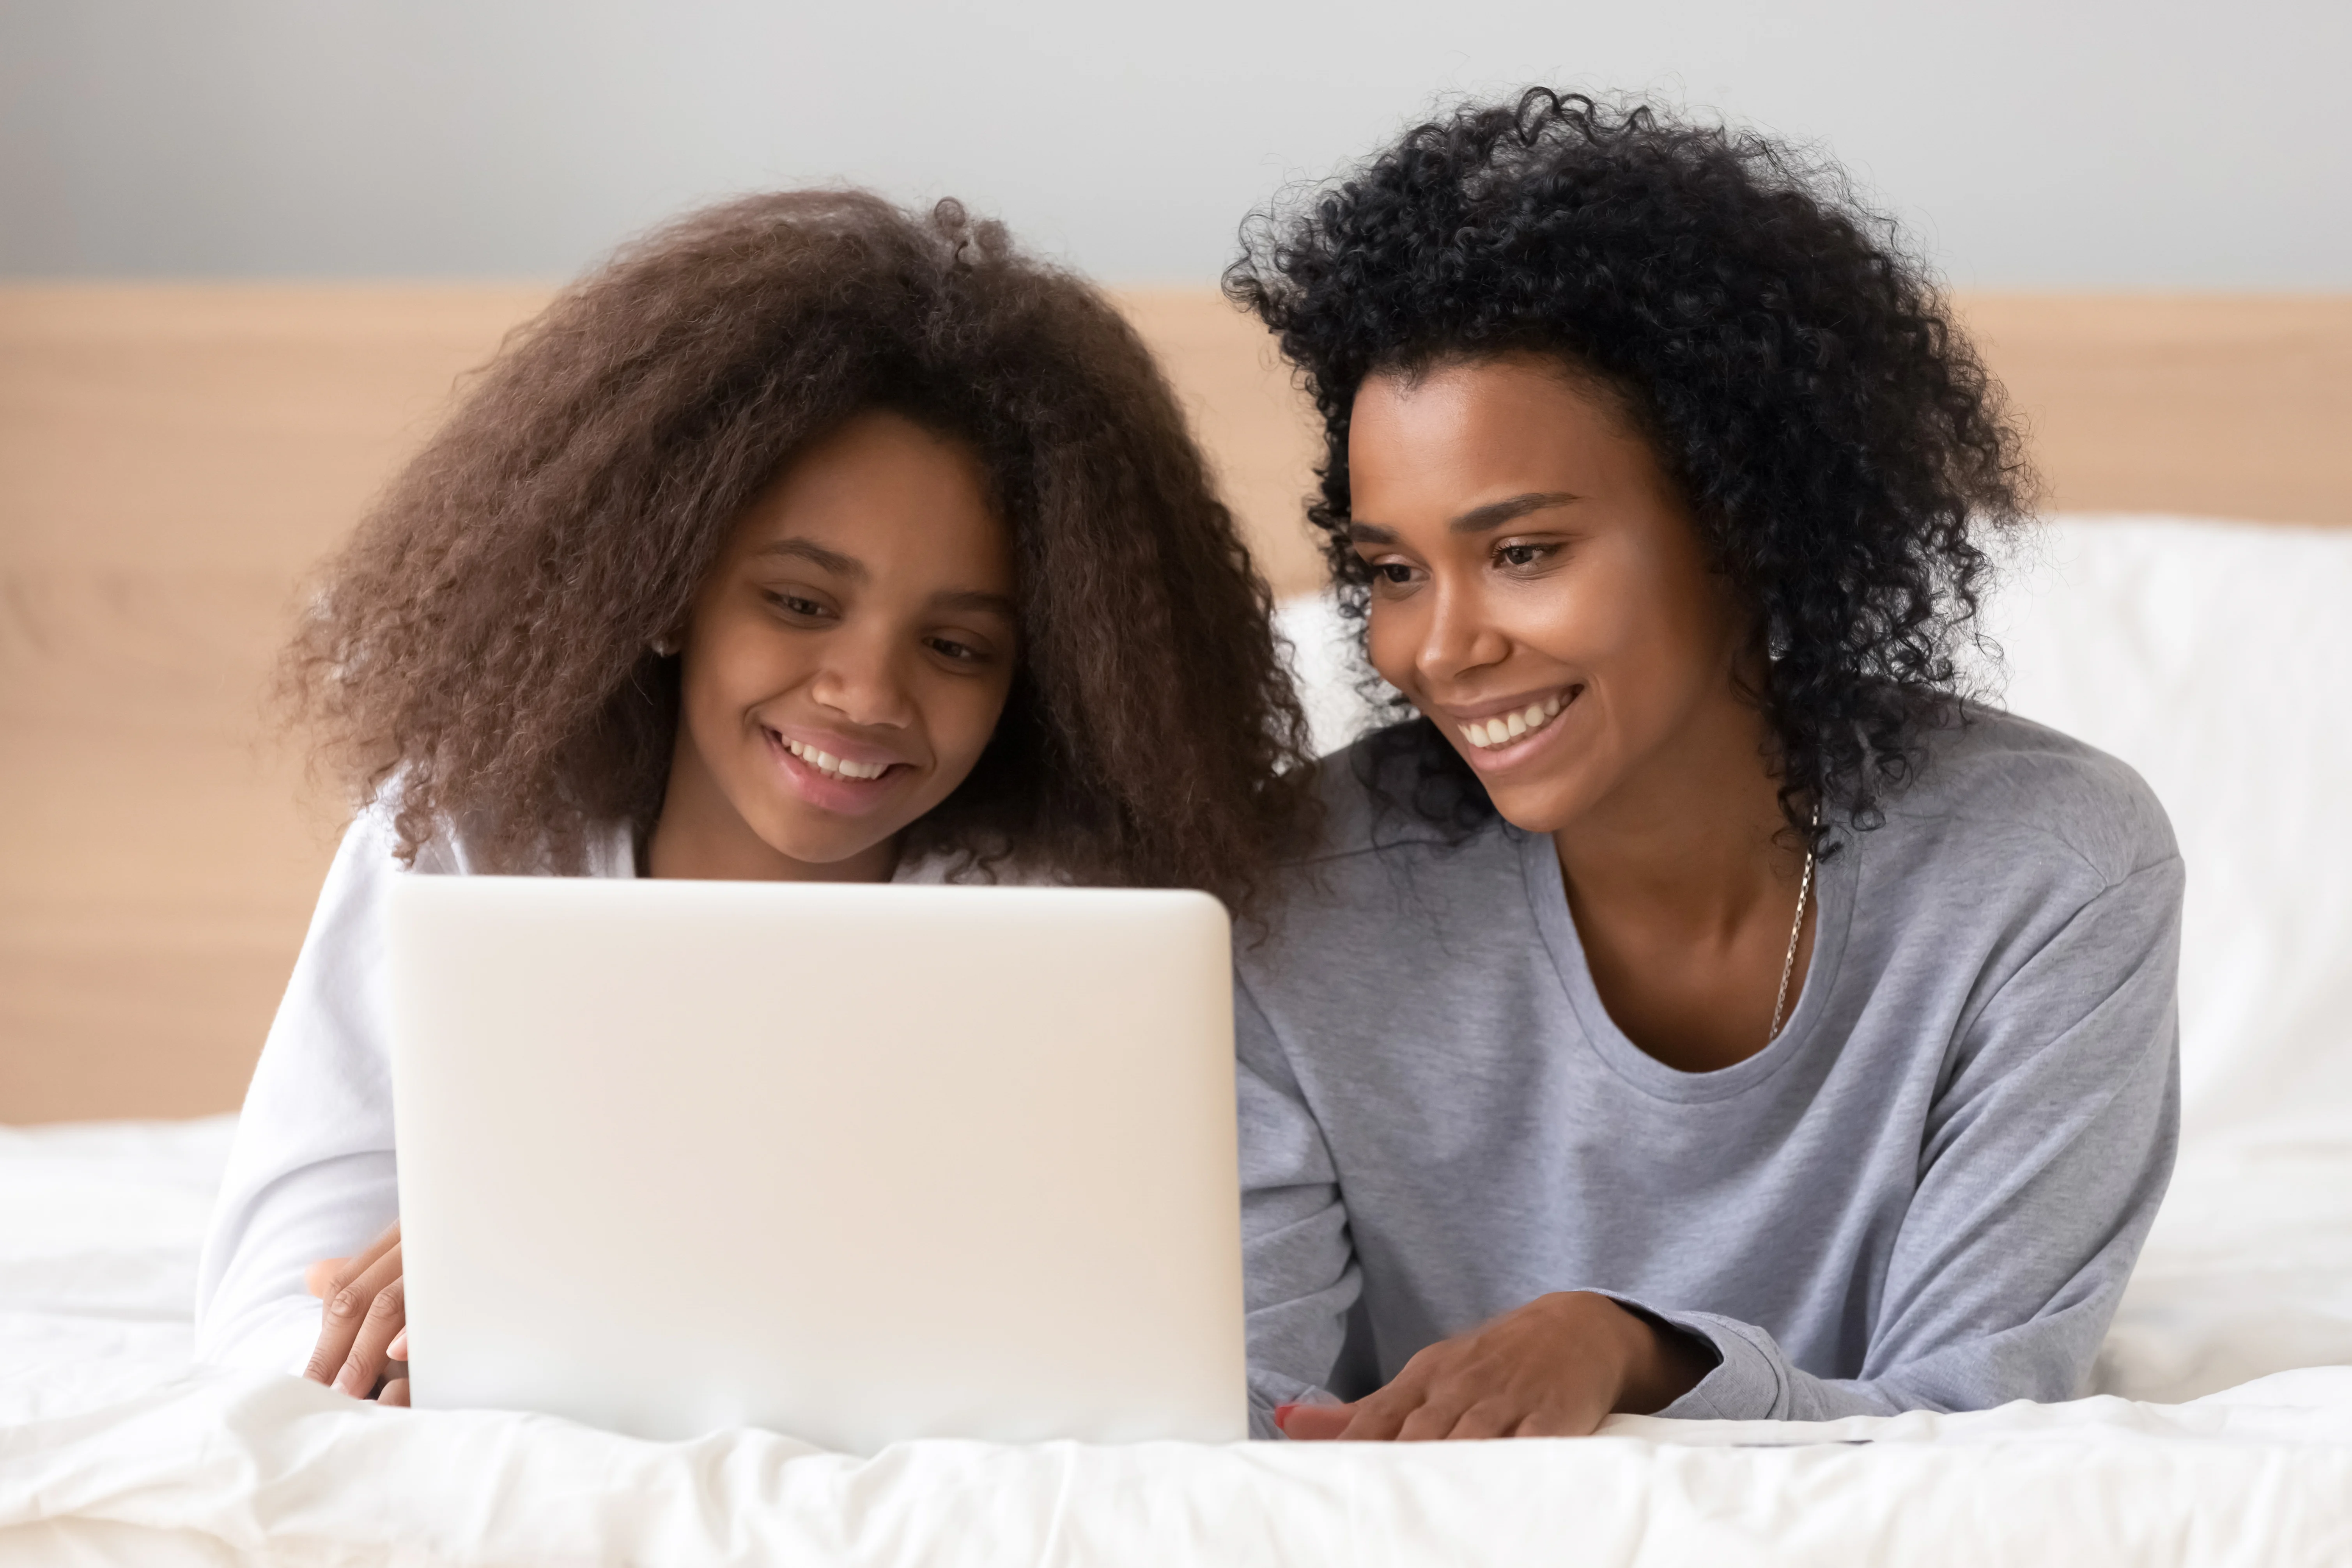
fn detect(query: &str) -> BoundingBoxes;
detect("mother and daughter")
[197,91,2180,1439]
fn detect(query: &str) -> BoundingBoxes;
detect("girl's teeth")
[788,739,889,781]
[1458,693,1570,750]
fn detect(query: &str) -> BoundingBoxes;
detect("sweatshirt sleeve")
[192,809,407,1374]
[1647,858,2183,1421]
[1235,974,1361,1437]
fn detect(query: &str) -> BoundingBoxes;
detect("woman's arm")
[193,809,408,1373]
[1235,978,1362,1436]
[1299,857,2184,1435]
[1650,858,2184,1421]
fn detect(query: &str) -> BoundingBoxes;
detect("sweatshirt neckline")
[1515,823,1858,1104]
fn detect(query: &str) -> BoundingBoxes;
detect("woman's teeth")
[1458,693,1566,750]
[786,738,890,781]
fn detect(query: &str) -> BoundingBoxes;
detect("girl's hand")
[1277,1291,1710,1440]
[303,1219,409,1406]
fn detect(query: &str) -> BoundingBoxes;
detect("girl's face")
[657,409,1018,881]
[1345,354,1751,836]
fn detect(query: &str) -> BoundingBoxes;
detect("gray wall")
[4,0,2345,287]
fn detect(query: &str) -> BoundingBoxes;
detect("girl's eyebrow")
[933,588,1018,620]
[754,538,864,579]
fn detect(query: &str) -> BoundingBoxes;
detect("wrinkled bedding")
[2,1116,2348,1567]
[6,515,2352,1565]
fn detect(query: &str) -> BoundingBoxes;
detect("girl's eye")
[926,636,986,664]
[1374,562,1416,585]
[767,591,830,620]
[1497,543,1548,569]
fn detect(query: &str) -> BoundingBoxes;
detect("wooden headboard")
[5,288,2348,1121]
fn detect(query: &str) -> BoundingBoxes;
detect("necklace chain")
[1767,811,1820,1043]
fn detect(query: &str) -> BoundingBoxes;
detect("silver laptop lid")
[386,875,1245,1452]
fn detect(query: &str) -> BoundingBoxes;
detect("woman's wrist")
[1575,1292,1714,1415]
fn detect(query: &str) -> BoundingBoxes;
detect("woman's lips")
[1447,685,1582,767]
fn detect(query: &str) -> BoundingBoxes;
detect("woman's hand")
[1277,1291,1711,1440]
[303,1219,409,1406]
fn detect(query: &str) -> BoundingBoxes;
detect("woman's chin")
[1468,764,1606,840]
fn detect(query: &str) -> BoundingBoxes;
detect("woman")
[195,191,1314,1403]
[1225,92,2180,1438]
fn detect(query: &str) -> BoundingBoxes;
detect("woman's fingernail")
[388,1329,407,1361]
[1275,1402,1298,1428]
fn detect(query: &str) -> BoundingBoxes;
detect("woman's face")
[1346,354,1750,835]
[662,409,1018,879]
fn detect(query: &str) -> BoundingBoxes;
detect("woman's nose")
[1415,581,1510,689]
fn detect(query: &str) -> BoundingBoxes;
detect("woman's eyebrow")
[1449,491,1580,533]
[1346,493,1582,545]
[754,538,864,578]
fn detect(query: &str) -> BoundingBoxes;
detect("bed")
[2,512,2349,1564]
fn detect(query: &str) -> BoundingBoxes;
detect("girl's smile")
[649,408,1018,882]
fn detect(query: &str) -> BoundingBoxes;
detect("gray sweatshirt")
[1237,707,2180,1433]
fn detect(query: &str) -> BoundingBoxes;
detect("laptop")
[384,875,1246,1453]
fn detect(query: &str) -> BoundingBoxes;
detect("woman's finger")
[1444,1398,1522,1440]
[1335,1380,1422,1441]
[304,1242,402,1388]
[303,1258,349,1299]
[1276,1400,1354,1440]
[378,1376,411,1409]
[1394,1386,1479,1441]
[330,1272,407,1398]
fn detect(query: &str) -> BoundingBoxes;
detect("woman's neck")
[643,739,898,884]
[1549,687,1814,1071]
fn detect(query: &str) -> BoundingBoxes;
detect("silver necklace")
[1767,813,1819,1043]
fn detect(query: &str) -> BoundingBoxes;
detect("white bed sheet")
[4,1117,2350,1567]
[6,514,2352,1563]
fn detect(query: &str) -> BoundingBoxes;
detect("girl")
[1226,93,2180,1438]
[195,191,1314,1403]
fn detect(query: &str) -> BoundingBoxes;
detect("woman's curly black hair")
[1224,89,2034,846]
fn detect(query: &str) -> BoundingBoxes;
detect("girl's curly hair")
[1224,90,2034,845]
[289,190,1314,912]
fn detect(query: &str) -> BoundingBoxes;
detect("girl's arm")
[193,808,410,1373]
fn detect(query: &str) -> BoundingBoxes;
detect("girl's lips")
[763,726,912,815]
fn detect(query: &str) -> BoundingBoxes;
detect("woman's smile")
[1443,684,1583,766]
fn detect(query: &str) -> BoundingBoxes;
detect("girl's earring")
[650,635,679,658]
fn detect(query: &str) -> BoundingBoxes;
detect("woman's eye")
[1497,543,1547,569]
[1374,562,1416,585]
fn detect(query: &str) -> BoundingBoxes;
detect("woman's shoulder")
[1281,724,1505,870]
[1894,705,2178,890]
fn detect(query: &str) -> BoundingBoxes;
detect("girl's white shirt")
[192,803,964,1374]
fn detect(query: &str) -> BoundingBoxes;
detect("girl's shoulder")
[340,792,637,882]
